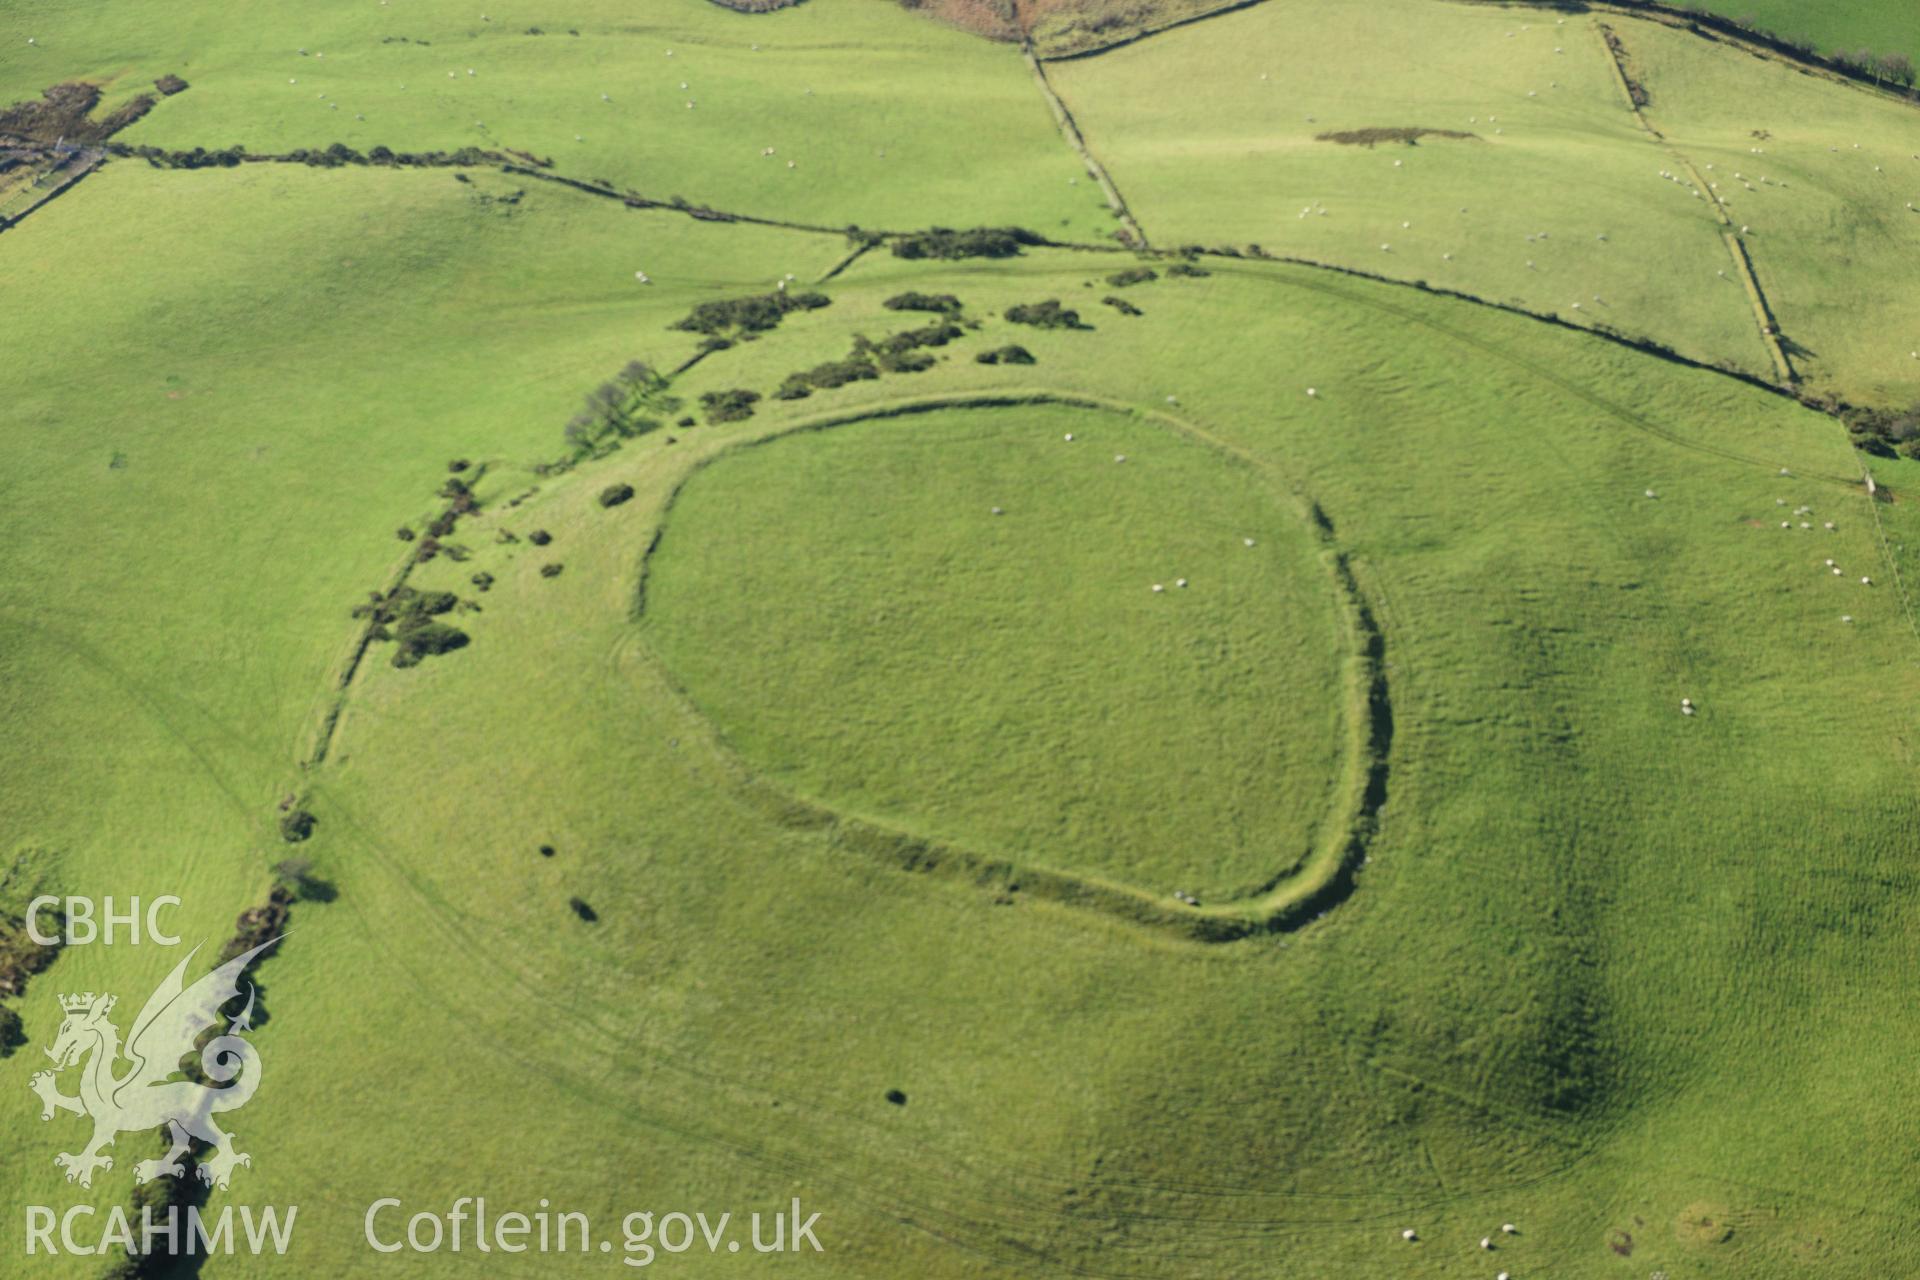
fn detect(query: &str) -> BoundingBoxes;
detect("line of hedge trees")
[106,141,535,169]
[890,226,1046,260]
[671,289,830,337]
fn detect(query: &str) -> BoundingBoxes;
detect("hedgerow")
[884,292,963,315]
[671,290,829,338]
[1005,300,1087,330]
[890,227,1042,261]
[701,389,762,424]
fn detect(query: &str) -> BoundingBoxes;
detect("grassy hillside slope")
[4,3,1920,1277]
[1050,0,1920,403]
[0,0,1110,239]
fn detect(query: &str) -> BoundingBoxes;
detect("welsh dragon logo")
[27,940,275,1191]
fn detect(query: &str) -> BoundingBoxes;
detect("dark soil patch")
[1316,126,1479,148]
[0,82,157,145]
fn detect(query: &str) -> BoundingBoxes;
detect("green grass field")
[1686,0,1920,64]
[645,402,1348,901]
[6,1,1920,1277]
[1049,0,1920,402]
[0,0,1110,238]
[1620,18,1920,404]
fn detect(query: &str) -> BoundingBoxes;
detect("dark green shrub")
[529,529,552,546]
[1166,261,1211,278]
[279,809,317,843]
[599,483,635,508]
[891,227,1040,260]
[700,389,761,423]
[540,562,564,578]
[1106,267,1157,287]
[878,350,936,374]
[975,345,1035,365]
[875,322,963,354]
[671,289,830,337]
[392,620,469,667]
[804,358,879,390]
[884,292,962,315]
[1005,300,1086,330]
[0,1005,24,1057]
[1103,296,1143,316]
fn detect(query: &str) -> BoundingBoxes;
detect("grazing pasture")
[645,402,1349,902]
[4,1,1920,1277]
[1049,0,1920,402]
[1621,18,1920,405]
[1683,0,1920,67]
[0,0,1108,237]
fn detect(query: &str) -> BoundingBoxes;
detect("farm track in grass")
[308,760,1622,1243]
[305,785,1527,1262]
[628,391,1389,942]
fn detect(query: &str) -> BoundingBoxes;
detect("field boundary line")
[501,162,1129,256]
[1588,17,1796,383]
[1719,230,1794,382]
[0,147,103,237]
[815,239,875,284]
[302,463,490,768]
[1852,461,1920,654]
[1033,0,1273,61]
[1181,252,1863,489]
[1021,43,1149,249]
[1461,0,1920,114]
[500,164,874,238]
[623,390,1390,944]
